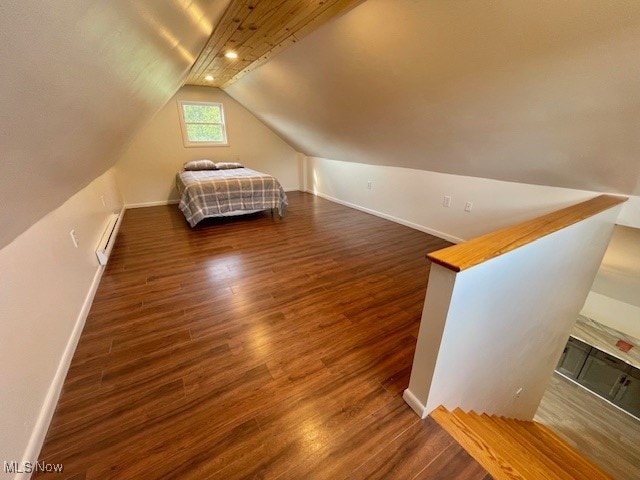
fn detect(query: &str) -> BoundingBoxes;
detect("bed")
[176,164,288,227]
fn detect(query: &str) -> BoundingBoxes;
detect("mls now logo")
[4,461,64,474]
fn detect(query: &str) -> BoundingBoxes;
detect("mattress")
[176,168,288,227]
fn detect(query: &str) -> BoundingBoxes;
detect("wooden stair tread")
[482,414,578,480]
[517,420,615,480]
[453,410,564,480]
[431,406,526,480]
[430,406,615,480]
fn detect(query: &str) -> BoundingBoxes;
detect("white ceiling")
[225,0,640,196]
[0,0,230,248]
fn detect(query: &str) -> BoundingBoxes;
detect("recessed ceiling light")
[224,51,238,59]
[204,75,214,82]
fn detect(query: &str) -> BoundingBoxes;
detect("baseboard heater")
[96,213,122,266]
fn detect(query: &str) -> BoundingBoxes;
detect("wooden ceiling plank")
[191,0,326,85]
[213,0,327,81]
[187,0,253,82]
[221,0,362,87]
[188,3,250,82]
[186,0,364,87]
[192,0,294,84]
[241,0,326,53]
[220,1,290,57]
[188,2,241,80]
[203,0,310,84]
[222,0,308,55]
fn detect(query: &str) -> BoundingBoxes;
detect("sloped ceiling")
[0,0,230,249]
[225,0,640,196]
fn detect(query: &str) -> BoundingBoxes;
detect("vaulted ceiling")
[0,0,359,249]
[225,0,640,196]
[2,0,640,249]
[0,0,233,248]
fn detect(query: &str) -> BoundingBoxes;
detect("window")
[178,100,228,147]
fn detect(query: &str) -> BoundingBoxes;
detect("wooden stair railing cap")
[427,194,627,272]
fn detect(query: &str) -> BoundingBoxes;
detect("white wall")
[617,196,640,229]
[582,293,640,340]
[405,206,622,420]
[306,156,638,243]
[0,169,122,478]
[581,225,640,338]
[115,86,299,207]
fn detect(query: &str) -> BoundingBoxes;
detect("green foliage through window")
[186,124,223,142]
[180,101,227,144]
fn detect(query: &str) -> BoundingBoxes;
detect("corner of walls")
[0,167,123,478]
[405,263,457,418]
[296,152,308,192]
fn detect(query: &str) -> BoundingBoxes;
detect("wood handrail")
[427,195,627,272]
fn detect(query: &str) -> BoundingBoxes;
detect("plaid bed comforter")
[176,168,288,227]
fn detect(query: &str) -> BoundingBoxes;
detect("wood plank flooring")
[535,373,640,480]
[35,192,488,479]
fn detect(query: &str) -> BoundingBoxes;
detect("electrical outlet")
[464,201,473,212]
[443,195,452,208]
[101,195,106,207]
[69,229,79,248]
[367,181,373,190]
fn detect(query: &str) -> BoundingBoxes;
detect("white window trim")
[177,100,229,147]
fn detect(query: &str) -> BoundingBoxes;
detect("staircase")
[430,406,614,480]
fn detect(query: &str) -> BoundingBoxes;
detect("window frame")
[177,100,229,147]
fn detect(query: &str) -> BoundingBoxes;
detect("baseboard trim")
[308,190,464,244]
[125,199,180,209]
[18,265,106,479]
[403,389,429,419]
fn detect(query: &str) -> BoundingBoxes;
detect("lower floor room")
[535,373,640,480]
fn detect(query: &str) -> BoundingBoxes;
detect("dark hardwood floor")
[35,192,488,479]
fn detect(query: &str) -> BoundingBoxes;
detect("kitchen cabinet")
[556,337,640,420]
[614,367,640,418]
[578,350,629,398]
[557,337,590,379]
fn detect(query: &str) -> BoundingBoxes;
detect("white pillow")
[215,162,244,170]
[183,159,217,171]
